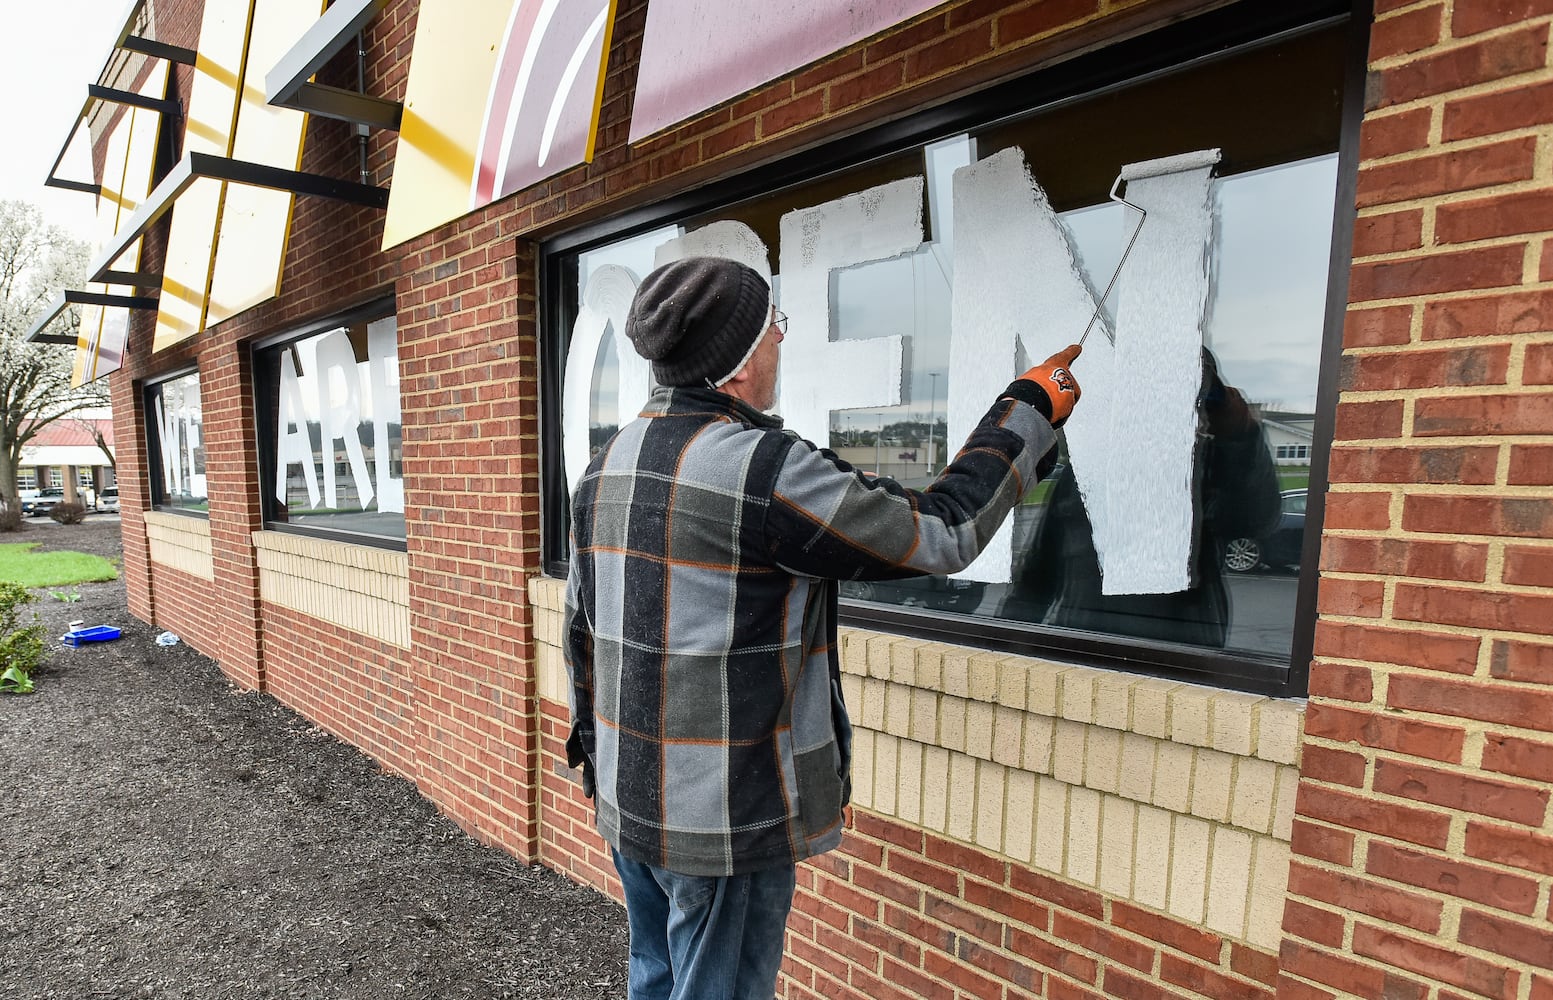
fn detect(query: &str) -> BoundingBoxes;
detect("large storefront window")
[253,300,405,543]
[145,369,207,514]
[543,6,1355,694]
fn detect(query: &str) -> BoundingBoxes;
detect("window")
[542,1,1356,695]
[253,300,405,543]
[144,369,207,514]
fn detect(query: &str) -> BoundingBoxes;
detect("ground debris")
[0,520,629,1000]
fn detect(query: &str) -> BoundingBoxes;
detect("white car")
[97,486,120,513]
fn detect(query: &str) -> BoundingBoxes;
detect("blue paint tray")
[62,625,121,646]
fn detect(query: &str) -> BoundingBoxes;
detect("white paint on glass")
[275,349,322,508]
[563,264,643,492]
[777,177,920,443]
[368,317,406,514]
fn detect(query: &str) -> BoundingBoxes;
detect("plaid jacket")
[564,386,1054,876]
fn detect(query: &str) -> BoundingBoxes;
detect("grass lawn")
[0,543,119,589]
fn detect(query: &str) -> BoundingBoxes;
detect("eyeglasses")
[771,310,787,335]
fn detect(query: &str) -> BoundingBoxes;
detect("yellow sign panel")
[154,0,319,352]
[74,60,170,386]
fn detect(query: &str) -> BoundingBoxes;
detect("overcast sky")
[2,1,134,240]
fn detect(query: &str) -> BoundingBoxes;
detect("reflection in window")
[254,308,405,541]
[146,370,207,514]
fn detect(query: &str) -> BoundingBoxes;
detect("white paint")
[653,220,772,286]
[563,264,643,492]
[155,380,206,500]
[777,177,920,442]
[314,329,376,510]
[275,349,321,508]
[949,147,1110,583]
[368,318,406,514]
[1098,154,1218,594]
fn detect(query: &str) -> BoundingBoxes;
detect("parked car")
[22,487,65,517]
[97,486,120,513]
[1224,489,1306,573]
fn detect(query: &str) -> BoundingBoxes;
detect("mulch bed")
[0,517,629,999]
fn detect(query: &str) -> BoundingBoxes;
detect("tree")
[0,199,101,506]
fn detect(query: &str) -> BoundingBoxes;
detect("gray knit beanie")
[625,257,771,388]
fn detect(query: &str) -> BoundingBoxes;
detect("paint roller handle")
[1004,344,1083,429]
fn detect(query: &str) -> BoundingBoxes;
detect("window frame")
[250,295,407,551]
[538,0,1369,697]
[142,365,209,518]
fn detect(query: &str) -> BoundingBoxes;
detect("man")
[564,256,1080,1000]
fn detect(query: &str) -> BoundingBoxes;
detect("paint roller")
[1075,149,1222,351]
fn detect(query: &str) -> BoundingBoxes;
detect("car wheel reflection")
[1224,536,1262,573]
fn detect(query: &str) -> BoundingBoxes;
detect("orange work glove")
[1004,344,1083,428]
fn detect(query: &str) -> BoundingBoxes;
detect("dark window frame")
[142,364,208,518]
[538,0,1370,697]
[250,295,407,551]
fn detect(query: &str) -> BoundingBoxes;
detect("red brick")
[1335,400,1405,440]
[1404,495,1553,538]
[1352,208,1424,256]
[1281,897,1347,947]
[1459,909,1553,972]
[1323,492,1392,530]
[963,877,1049,930]
[1422,392,1553,434]
[1394,581,1553,636]
[885,850,959,895]
[1482,732,1553,783]
[1465,819,1553,876]
[1279,940,1386,998]
[907,23,994,81]
[1536,973,1553,1000]
[1314,620,1480,674]
[1370,4,1443,58]
[1229,944,1279,989]
[1345,344,1511,392]
[1275,972,1339,1000]
[1373,757,1549,825]
[1367,840,1542,914]
[1306,661,1375,703]
[1355,137,1537,209]
[1452,0,1553,38]
[1348,244,1527,300]
[1343,304,1413,347]
[1008,868,1104,919]
[1358,107,1432,160]
[1300,744,1368,787]
[996,0,1100,45]
[1050,913,1154,973]
[924,893,1002,947]
[761,88,827,138]
[1296,784,1451,849]
[924,835,1006,885]
[1491,638,1553,685]
[1505,544,1553,587]
[883,902,955,953]
[1353,923,1521,999]
[1333,443,1498,485]
[1528,343,1553,386]
[1389,672,1553,732]
[1293,862,1445,935]
[1319,536,1489,583]
[1316,577,1385,618]
[1109,902,1220,963]
[1423,288,1553,340]
[1290,819,1356,866]
[1004,926,1099,983]
[956,937,1042,994]
[1099,966,1173,1000]
[1304,702,1466,762]
[1368,26,1548,109]
[828,61,906,112]
[1438,189,1553,245]
[1159,953,1273,1000]
[1509,445,1553,485]
[924,947,1002,1000]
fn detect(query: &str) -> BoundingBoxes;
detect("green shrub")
[0,582,43,695]
[49,502,89,525]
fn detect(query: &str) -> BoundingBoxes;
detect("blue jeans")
[612,848,796,1000]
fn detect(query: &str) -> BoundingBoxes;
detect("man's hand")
[1007,344,1083,428]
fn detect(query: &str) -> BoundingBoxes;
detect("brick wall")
[1283,1,1553,996]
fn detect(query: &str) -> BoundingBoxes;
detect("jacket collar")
[646,386,785,430]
